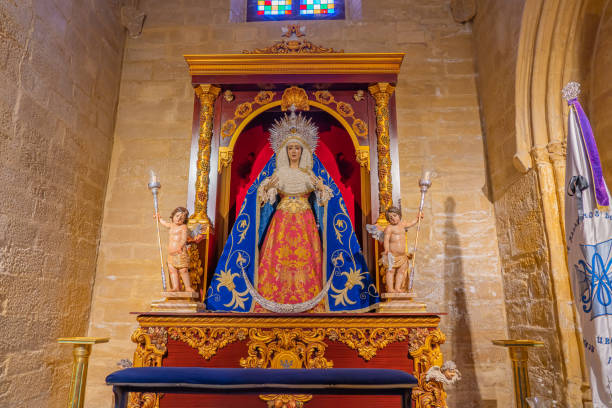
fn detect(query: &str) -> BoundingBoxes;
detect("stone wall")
[591,0,612,183]
[0,1,125,407]
[86,0,511,406]
[471,0,568,402]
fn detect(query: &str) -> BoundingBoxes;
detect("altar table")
[128,312,447,408]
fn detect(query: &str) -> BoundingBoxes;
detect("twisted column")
[368,83,396,224]
[191,84,221,231]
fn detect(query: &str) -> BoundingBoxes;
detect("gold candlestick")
[492,339,544,408]
[58,337,109,408]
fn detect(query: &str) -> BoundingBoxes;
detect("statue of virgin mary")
[206,107,379,312]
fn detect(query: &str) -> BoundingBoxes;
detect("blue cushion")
[106,367,417,389]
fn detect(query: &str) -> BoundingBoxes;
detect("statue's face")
[173,212,187,225]
[287,142,302,164]
[388,212,400,225]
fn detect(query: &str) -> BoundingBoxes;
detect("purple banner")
[568,98,610,207]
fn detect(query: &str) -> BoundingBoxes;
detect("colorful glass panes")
[257,0,293,15]
[299,0,335,15]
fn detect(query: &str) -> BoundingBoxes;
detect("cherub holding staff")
[367,207,422,293]
[154,207,195,292]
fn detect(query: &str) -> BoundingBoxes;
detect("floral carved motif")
[325,327,409,361]
[167,327,248,360]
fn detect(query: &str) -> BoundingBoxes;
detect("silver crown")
[268,105,319,154]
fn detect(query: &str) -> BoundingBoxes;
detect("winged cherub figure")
[425,361,462,386]
[367,206,422,293]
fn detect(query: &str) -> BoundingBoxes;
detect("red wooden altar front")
[130,312,447,408]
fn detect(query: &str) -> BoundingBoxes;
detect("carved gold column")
[368,83,395,224]
[191,84,221,232]
[57,337,109,408]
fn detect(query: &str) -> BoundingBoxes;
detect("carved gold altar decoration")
[313,90,368,139]
[243,24,341,54]
[259,393,313,408]
[410,329,447,408]
[221,91,276,140]
[326,327,410,361]
[368,83,395,224]
[240,328,332,408]
[191,84,221,231]
[130,327,168,408]
[240,328,333,369]
[187,244,203,292]
[167,327,248,360]
[281,86,309,112]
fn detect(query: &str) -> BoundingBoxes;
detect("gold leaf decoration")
[325,327,409,361]
[167,327,248,360]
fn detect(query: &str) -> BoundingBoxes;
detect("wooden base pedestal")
[150,291,205,312]
[378,292,427,313]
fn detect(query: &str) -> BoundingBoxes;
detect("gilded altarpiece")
[129,30,449,408]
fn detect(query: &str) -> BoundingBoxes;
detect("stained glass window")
[256,0,293,16]
[247,0,344,21]
[299,0,336,15]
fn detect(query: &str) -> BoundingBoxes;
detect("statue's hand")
[310,175,324,190]
[268,174,279,189]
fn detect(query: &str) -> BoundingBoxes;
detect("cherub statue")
[367,206,423,293]
[425,360,462,386]
[154,207,195,292]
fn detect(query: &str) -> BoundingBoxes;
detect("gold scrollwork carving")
[167,327,248,360]
[355,146,370,170]
[218,147,234,173]
[325,327,409,361]
[188,244,203,292]
[368,83,395,224]
[240,328,333,369]
[131,327,167,367]
[259,394,313,408]
[281,86,310,112]
[130,327,168,408]
[221,91,277,140]
[241,328,331,408]
[410,329,447,408]
[191,84,221,232]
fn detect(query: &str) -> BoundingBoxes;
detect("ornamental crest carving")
[243,25,342,54]
[240,328,333,369]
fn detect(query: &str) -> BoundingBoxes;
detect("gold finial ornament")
[281,86,310,112]
[191,84,221,231]
[368,82,396,224]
